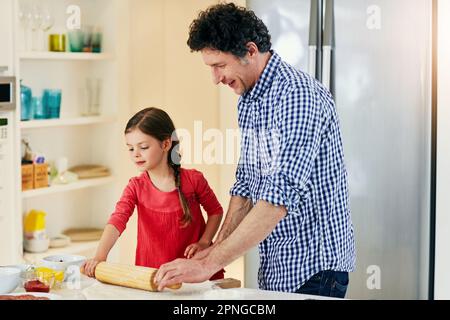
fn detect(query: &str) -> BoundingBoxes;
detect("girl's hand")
[81,258,105,278]
[191,243,216,260]
[184,241,210,259]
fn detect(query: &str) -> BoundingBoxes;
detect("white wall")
[435,0,450,300]
[121,0,246,283]
[0,0,14,75]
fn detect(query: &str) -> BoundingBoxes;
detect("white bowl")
[3,264,34,278]
[40,254,86,272]
[49,235,71,248]
[0,267,21,294]
[23,238,50,253]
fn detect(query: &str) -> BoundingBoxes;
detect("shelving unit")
[22,176,115,199]
[19,52,114,61]
[20,115,116,129]
[10,0,130,265]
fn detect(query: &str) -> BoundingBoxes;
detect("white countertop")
[12,275,340,300]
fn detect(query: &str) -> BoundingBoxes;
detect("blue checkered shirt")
[230,51,356,292]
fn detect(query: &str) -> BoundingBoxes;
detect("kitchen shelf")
[22,176,115,199]
[19,52,114,61]
[20,116,116,129]
[23,240,99,264]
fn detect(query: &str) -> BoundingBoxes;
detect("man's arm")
[191,195,253,260]
[217,195,253,242]
[204,200,286,271]
[155,200,286,289]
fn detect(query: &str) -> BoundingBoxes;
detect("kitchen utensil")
[49,234,71,248]
[23,237,50,253]
[34,266,64,289]
[40,254,86,277]
[4,264,34,278]
[0,267,21,294]
[43,89,61,119]
[68,165,110,179]
[211,278,241,289]
[62,228,103,242]
[24,209,47,239]
[91,26,102,53]
[82,25,93,52]
[49,34,66,52]
[90,262,182,292]
[68,30,84,52]
[31,96,46,119]
[20,81,32,121]
[39,5,54,51]
[86,78,102,115]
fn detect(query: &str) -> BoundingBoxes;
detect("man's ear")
[246,42,259,58]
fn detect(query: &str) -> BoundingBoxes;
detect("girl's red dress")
[108,168,224,280]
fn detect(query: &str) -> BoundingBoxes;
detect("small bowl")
[40,254,86,280]
[24,238,50,253]
[0,267,21,294]
[49,235,71,248]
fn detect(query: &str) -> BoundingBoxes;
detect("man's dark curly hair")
[187,3,272,58]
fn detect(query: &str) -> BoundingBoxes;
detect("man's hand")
[154,258,219,291]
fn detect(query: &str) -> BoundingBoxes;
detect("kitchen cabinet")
[0,0,14,74]
[5,0,131,265]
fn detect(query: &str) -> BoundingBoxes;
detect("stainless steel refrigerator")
[246,0,433,299]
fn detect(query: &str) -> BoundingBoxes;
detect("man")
[155,3,355,298]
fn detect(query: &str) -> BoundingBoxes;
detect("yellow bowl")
[35,267,64,289]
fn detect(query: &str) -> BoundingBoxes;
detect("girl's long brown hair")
[125,107,192,226]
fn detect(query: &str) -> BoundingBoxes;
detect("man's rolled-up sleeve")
[258,86,327,215]
[229,161,251,199]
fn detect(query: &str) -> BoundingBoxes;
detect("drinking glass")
[32,96,46,120]
[43,89,62,119]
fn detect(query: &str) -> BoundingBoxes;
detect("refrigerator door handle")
[322,0,334,91]
[308,46,317,78]
[308,0,321,80]
[322,46,332,90]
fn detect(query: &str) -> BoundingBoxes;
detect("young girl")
[82,107,224,280]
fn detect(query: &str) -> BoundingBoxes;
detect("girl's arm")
[82,179,138,277]
[198,213,222,246]
[185,170,224,258]
[82,224,120,277]
[185,213,223,259]
[93,224,121,261]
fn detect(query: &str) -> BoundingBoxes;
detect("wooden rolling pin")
[84,262,241,292]
[91,262,182,291]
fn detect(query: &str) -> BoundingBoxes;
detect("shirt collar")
[242,50,281,101]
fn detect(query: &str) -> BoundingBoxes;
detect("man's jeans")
[295,270,349,298]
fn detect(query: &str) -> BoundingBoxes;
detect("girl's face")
[125,129,171,172]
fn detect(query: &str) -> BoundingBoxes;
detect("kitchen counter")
[13,275,341,300]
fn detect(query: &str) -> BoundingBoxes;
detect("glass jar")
[20,81,33,121]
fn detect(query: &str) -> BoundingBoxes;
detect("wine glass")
[29,3,43,51]
[18,0,32,51]
[40,5,54,51]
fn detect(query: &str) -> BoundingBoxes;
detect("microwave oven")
[0,76,16,111]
